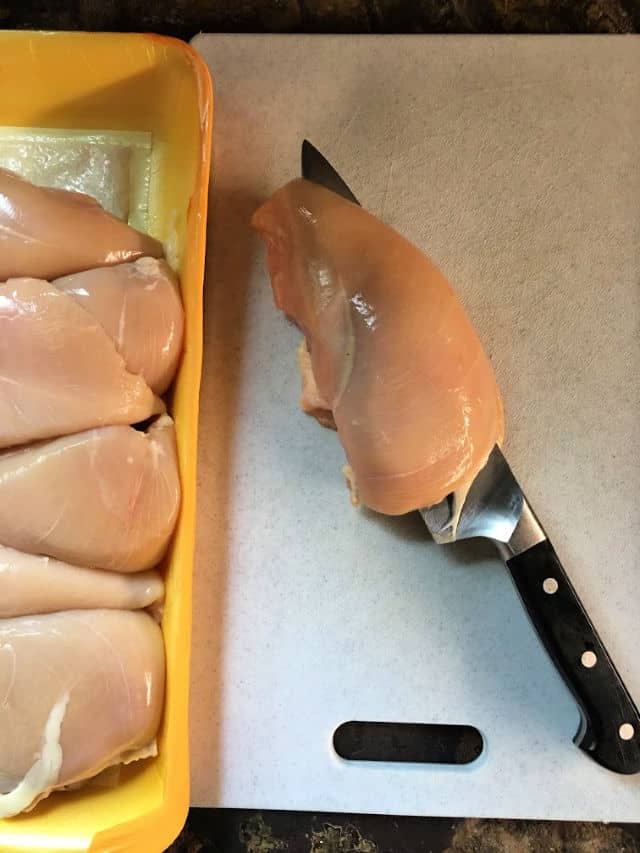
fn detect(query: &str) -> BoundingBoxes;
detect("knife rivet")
[581,651,597,669]
[619,723,635,741]
[543,577,558,594]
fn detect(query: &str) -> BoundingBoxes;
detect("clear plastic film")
[0,127,152,229]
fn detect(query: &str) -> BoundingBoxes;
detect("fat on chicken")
[55,257,185,395]
[0,167,162,281]
[0,609,165,817]
[0,277,161,449]
[0,546,164,617]
[0,415,181,572]
[252,179,504,515]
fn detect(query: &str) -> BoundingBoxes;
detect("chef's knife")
[301,139,640,775]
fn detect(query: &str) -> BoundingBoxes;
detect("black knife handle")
[506,539,640,774]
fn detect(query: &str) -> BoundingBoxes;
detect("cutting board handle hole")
[333,721,484,765]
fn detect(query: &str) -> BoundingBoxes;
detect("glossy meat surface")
[0,416,181,572]
[0,609,164,817]
[55,258,185,395]
[0,277,160,449]
[0,546,164,617]
[0,167,162,281]
[253,179,504,514]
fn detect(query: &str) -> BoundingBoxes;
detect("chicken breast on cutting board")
[55,258,185,395]
[252,179,504,515]
[0,609,165,818]
[0,415,180,572]
[0,167,162,281]
[0,546,164,617]
[0,278,161,449]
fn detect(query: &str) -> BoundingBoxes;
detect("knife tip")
[301,138,315,176]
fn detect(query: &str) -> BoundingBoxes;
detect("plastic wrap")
[0,610,165,819]
[0,127,152,229]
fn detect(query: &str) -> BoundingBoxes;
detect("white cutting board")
[189,34,640,820]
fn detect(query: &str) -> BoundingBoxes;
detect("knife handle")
[506,539,640,774]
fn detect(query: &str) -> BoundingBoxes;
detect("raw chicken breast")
[0,278,160,449]
[0,609,164,817]
[0,415,181,572]
[0,546,164,617]
[252,179,504,515]
[0,167,162,281]
[55,257,185,394]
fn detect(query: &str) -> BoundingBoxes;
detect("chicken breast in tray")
[0,546,164,618]
[0,167,162,281]
[0,415,181,573]
[0,81,193,823]
[252,179,504,515]
[0,277,161,449]
[55,257,185,395]
[0,609,165,818]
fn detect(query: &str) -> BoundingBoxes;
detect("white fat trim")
[0,690,70,818]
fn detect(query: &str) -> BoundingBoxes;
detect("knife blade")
[301,139,640,774]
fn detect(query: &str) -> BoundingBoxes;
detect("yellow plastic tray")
[0,31,213,852]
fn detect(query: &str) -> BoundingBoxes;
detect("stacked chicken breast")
[0,169,183,817]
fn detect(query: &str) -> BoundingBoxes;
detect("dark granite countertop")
[3,4,638,852]
[170,809,640,852]
[2,0,638,40]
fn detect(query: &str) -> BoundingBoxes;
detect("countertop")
[2,0,638,39]
[171,810,640,852]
